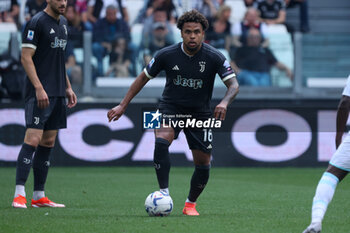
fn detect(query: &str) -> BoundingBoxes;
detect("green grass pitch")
[0,167,349,233]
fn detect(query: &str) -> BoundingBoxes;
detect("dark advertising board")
[0,99,343,167]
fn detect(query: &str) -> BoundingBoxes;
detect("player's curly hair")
[177,10,209,31]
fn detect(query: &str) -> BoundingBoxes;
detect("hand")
[214,103,227,121]
[286,69,293,80]
[35,87,49,109]
[107,105,126,122]
[66,88,77,108]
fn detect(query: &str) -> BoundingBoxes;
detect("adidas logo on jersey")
[207,144,212,149]
[172,65,179,70]
[50,28,55,34]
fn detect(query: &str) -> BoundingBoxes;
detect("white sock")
[185,198,195,204]
[311,172,339,223]
[14,185,25,198]
[160,188,169,194]
[33,191,45,200]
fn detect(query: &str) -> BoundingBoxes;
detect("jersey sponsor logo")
[51,37,67,50]
[172,65,179,70]
[34,117,40,125]
[143,110,161,129]
[50,28,55,34]
[27,30,34,40]
[199,61,206,72]
[173,75,203,89]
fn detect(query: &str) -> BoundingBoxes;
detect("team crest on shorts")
[27,30,34,40]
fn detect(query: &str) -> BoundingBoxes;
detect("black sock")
[188,165,210,202]
[33,145,52,191]
[153,138,171,189]
[16,143,36,185]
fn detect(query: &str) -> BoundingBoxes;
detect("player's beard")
[185,43,200,53]
[51,5,66,15]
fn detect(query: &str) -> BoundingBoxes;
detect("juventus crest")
[63,25,68,35]
[34,117,40,125]
[199,61,206,72]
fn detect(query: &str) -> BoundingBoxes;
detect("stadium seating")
[302,34,350,87]
[228,0,246,23]
[267,25,294,87]
[124,0,144,24]
[0,23,18,54]
[285,0,350,87]
[286,0,350,33]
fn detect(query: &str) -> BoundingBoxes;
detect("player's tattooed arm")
[336,95,350,148]
[21,47,49,109]
[107,71,150,122]
[214,77,239,120]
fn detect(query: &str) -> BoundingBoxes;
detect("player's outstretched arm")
[21,47,49,109]
[107,71,150,122]
[65,74,77,108]
[214,77,239,120]
[336,95,350,148]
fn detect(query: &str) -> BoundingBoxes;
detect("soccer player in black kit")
[12,0,77,208]
[108,10,239,215]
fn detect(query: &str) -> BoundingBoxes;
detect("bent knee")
[39,137,56,147]
[155,128,174,143]
[194,160,211,166]
[24,130,43,147]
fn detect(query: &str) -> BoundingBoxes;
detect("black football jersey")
[22,11,68,100]
[144,42,235,112]
[254,0,286,19]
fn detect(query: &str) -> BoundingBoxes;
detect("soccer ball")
[145,191,173,216]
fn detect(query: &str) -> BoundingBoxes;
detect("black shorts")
[25,97,67,130]
[159,103,213,154]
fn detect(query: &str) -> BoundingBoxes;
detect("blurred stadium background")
[1,0,350,232]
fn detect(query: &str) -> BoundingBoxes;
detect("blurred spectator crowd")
[0,0,309,91]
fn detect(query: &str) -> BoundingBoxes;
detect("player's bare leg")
[183,149,211,216]
[326,164,348,181]
[303,165,348,233]
[154,125,175,194]
[12,129,43,208]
